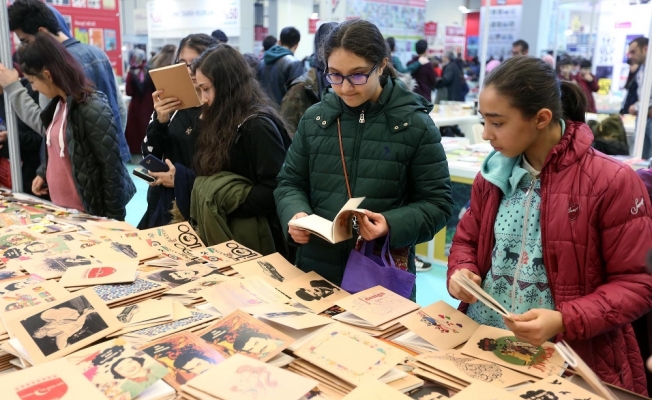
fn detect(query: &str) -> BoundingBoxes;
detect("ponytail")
[560,81,587,123]
[484,56,589,124]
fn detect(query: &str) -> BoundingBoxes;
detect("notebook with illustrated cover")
[333,285,420,328]
[231,252,305,287]
[511,375,607,400]
[276,271,350,314]
[149,63,201,110]
[554,341,617,400]
[395,300,480,351]
[288,197,366,244]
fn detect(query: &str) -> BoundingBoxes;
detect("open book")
[451,271,514,322]
[555,341,618,400]
[288,197,366,244]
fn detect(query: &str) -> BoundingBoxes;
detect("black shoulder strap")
[256,114,293,149]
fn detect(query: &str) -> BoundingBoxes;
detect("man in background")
[627,37,651,158]
[511,39,529,56]
[408,40,437,101]
[211,29,228,44]
[257,27,304,106]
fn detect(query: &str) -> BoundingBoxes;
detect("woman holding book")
[447,56,652,395]
[22,33,134,220]
[138,33,217,229]
[274,19,453,300]
[190,44,291,256]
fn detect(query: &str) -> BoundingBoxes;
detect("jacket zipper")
[349,111,366,194]
[510,174,538,313]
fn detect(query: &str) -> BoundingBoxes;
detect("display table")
[429,104,482,143]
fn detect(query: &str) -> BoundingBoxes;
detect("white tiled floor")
[125,163,456,307]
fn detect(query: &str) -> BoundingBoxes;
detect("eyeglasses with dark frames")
[325,64,378,85]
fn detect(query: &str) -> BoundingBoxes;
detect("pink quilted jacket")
[448,121,652,395]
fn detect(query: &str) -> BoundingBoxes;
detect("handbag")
[335,118,416,299]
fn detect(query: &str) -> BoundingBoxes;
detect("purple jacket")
[407,56,437,101]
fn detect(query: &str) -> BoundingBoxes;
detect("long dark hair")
[192,44,284,176]
[321,19,397,83]
[151,44,176,69]
[20,32,93,103]
[174,34,217,63]
[484,56,587,123]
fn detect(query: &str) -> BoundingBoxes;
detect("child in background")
[447,56,652,395]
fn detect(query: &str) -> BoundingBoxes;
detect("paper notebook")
[231,252,305,287]
[276,271,350,313]
[342,380,412,399]
[451,271,514,321]
[461,325,565,379]
[149,63,201,110]
[288,197,366,244]
[334,285,420,328]
[396,300,480,350]
[512,375,607,400]
[554,341,616,400]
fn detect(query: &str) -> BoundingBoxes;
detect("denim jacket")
[63,38,130,162]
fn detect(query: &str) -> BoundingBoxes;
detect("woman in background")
[125,48,155,157]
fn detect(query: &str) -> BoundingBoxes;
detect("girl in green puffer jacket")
[274,19,454,299]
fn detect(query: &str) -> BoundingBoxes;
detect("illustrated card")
[294,322,407,386]
[19,253,95,279]
[0,280,69,314]
[140,331,227,391]
[1,236,70,264]
[92,278,166,305]
[277,271,350,313]
[0,230,42,250]
[140,222,206,262]
[334,285,420,327]
[197,309,294,362]
[243,303,332,331]
[186,353,317,400]
[4,288,122,365]
[416,350,533,388]
[0,358,106,400]
[190,240,261,269]
[126,310,219,341]
[58,262,138,287]
[145,264,215,288]
[343,380,412,399]
[201,276,289,315]
[452,381,521,400]
[112,299,174,326]
[405,384,449,400]
[76,230,160,262]
[0,267,25,281]
[66,337,169,399]
[461,325,565,379]
[512,375,607,400]
[231,252,305,287]
[165,274,235,297]
[399,301,480,350]
[0,274,45,296]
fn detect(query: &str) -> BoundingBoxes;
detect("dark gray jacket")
[38,92,135,220]
[257,45,305,106]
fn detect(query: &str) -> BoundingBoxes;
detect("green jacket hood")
[316,78,434,131]
[264,45,294,65]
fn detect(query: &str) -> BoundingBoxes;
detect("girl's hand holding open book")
[504,308,565,346]
[289,212,311,244]
[449,269,481,303]
[357,210,389,241]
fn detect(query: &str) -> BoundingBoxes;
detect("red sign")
[424,21,437,36]
[309,18,319,34]
[50,1,123,77]
[254,26,269,41]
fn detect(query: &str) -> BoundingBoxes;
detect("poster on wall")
[445,25,465,57]
[48,1,123,76]
[592,1,651,93]
[346,0,426,70]
[147,0,241,40]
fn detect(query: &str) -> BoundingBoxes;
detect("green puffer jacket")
[274,78,453,286]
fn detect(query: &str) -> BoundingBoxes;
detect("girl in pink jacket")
[448,56,652,395]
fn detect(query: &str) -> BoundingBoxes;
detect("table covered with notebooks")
[0,192,639,400]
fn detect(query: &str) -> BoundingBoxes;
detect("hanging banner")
[309,18,319,34]
[445,25,465,56]
[48,0,123,76]
[147,0,240,39]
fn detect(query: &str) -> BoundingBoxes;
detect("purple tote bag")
[340,233,416,298]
